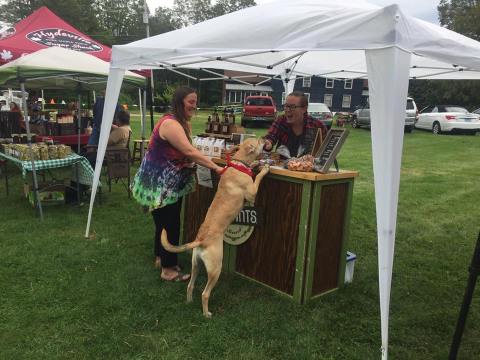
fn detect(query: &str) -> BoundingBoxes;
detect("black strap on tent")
[449,231,480,359]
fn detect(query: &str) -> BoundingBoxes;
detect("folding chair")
[105,147,131,198]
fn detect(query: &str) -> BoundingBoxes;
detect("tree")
[438,0,480,40]
[0,0,101,37]
[171,0,255,27]
[92,0,146,45]
[149,6,176,36]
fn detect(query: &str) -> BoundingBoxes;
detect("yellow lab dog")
[161,137,269,317]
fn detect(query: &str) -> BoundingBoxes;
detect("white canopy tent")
[85,1,480,357]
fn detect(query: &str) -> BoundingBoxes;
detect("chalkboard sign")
[314,128,349,173]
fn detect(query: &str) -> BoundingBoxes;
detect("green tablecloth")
[0,152,94,186]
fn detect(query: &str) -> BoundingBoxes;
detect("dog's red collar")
[219,153,254,179]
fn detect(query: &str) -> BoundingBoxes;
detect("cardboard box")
[25,182,65,207]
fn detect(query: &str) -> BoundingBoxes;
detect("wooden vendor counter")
[181,161,358,304]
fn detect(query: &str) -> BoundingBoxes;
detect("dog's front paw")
[261,164,270,174]
[250,160,260,169]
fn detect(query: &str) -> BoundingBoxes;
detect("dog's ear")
[247,143,256,154]
[228,145,240,154]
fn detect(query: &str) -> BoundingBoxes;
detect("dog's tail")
[160,229,201,253]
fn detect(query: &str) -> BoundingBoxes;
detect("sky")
[146,0,440,24]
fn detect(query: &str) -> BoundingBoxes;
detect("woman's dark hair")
[117,110,130,125]
[171,86,196,138]
[288,91,309,108]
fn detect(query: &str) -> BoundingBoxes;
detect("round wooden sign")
[223,224,254,245]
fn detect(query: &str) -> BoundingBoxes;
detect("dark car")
[241,95,277,128]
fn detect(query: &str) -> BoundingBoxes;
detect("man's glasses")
[284,104,303,110]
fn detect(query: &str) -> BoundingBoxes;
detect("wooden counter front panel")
[183,183,216,244]
[312,183,348,295]
[235,177,302,295]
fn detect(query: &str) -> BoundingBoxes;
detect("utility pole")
[143,0,155,131]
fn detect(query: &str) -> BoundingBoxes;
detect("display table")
[182,160,358,304]
[0,152,94,186]
[36,134,90,150]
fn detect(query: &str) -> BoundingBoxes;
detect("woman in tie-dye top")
[132,86,223,282]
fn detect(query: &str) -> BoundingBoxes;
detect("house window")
[304,92,310,102]
[281,92,286,105]
[324,94,333,107]
[325,78,334,88]
[342,95,352,108]
[303,76,311,88]
[344,79,353,89]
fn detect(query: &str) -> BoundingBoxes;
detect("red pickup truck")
[241,95,277,128]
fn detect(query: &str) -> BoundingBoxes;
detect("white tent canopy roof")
[111,0,480,80]
[86,2,480,358]
[0,46,145,89]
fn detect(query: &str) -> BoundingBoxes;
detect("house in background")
[222,71,274,104]
[223,70,367,112]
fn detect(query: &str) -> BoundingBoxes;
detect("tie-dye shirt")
[131,115,196,211]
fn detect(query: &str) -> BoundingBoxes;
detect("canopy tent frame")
[85,1,480,358]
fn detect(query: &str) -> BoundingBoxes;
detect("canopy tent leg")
[21,82,44,220]
[77,92,82,154]
[139,88,147,159]
[85,68,126,238]
[76,92,82,205]
[365,47,412,360]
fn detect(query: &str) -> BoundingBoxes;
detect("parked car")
[241,95,277,127]
[307,102,333,129]
[352,97,417,133]
[415,105,480,134]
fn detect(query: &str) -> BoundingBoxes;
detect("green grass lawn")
[1,111,479,359]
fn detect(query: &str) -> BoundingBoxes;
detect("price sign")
[314,128,349,173]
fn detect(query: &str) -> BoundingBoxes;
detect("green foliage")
[157,84,176,106]
[0,0,176,46]
[149,6,176,36]
[92,0,146,45]
[438,0,480,40]
[171,0,256,27]
[0,0,105,42]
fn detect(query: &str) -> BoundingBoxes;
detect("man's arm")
[263,116,285,151]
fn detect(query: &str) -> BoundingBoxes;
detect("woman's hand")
[214,166,224,175]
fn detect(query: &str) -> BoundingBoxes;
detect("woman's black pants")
[151,200,182,268]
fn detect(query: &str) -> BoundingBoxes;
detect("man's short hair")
[117,110,130,125]
[288,91,309,107]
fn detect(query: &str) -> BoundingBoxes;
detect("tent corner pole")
[21,82,44,220]
[147,75,154,131]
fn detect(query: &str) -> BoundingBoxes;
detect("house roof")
[225,83,272,92]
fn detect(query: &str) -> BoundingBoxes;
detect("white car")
[415,105,480,134]
[307,102,333,129]
[352,97,417,133]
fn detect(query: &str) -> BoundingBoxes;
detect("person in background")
[263,91,327,158]
[108,110,131,148]
[131,86,224,282]
[88,91,122,146]
[9,101,25,130]
[0,100,8,111]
